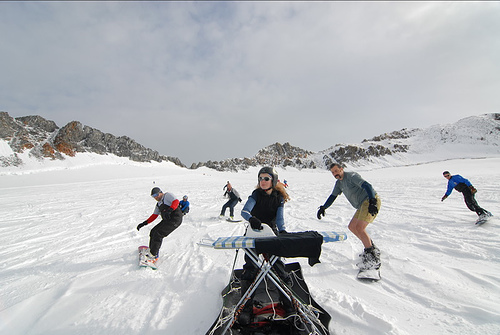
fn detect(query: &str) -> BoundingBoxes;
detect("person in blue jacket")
[441,171,491,218]
[179,195,190,215]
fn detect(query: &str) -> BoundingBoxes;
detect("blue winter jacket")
[445,175,472,196]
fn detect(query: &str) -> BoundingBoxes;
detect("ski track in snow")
[1,158,500,334]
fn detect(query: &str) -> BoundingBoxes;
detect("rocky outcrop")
[0,112,184,167]
[190,142,313,171]
[2,111,498,171]
[192,113,500,171]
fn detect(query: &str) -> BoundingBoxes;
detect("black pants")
[220,199,238,217]
[149,208,183,256]
[461,187,485,216]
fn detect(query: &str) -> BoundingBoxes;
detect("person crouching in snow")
[137,187,183,265]
[179,195,190,215]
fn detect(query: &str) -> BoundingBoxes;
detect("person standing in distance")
[137,187,183,265]
[317,163,381,270]
[220,182,242,220]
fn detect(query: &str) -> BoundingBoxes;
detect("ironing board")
[202,228,347,334]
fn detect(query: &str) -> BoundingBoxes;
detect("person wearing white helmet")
[136,187,183,265]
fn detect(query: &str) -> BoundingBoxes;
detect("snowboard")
[227,218,243,223]
[357,268,381,282]
[138,246,159,270]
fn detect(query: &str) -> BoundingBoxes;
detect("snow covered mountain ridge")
[193,113,500,171]
[1,111,499,171]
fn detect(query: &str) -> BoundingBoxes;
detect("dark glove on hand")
[317,206,326,220]
[249,216,262,230]
[441,195,448,202]
[469,185,477,194]
[368,198,378,216]
[137,221,148,231]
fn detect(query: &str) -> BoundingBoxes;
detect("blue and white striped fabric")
[211,231,347,249]
[318,231,348,242]
[213,236,255,249]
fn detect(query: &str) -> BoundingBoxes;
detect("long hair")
[256,181,290,202]
[276,181,290,202]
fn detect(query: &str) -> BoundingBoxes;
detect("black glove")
[317,206,326,220]
[368,198,378,216]
[249,216,262,230]
[137,221,148,231]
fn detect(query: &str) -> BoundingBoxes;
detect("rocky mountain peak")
[192,113,500,171]
[0,112,184,167]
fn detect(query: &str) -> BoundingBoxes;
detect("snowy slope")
[316,114,500,170]
[1,156,499,335]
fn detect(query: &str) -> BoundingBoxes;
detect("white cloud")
[1,2,499,165]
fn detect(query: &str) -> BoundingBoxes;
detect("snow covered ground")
[1,155,499,335]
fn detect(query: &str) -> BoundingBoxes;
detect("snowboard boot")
[144,249,159,265]
[357,247,381,270]
[371,240,381,259]
[476,209,490,219]
[358,241,381,258]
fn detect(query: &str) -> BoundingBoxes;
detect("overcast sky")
[1,2,499,166]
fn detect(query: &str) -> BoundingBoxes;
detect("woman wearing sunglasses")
[238,166,292,324]
[241,166,290,236]
[240,167,290,277]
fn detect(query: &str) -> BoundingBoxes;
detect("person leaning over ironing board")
[239,166,292,323]
[240,166,291,279]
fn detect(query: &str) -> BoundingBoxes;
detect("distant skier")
[136,187,183,266]
[317,163,381,270]
[441,171,492,220]
[220,182,242,220]
[179,195,190,215]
